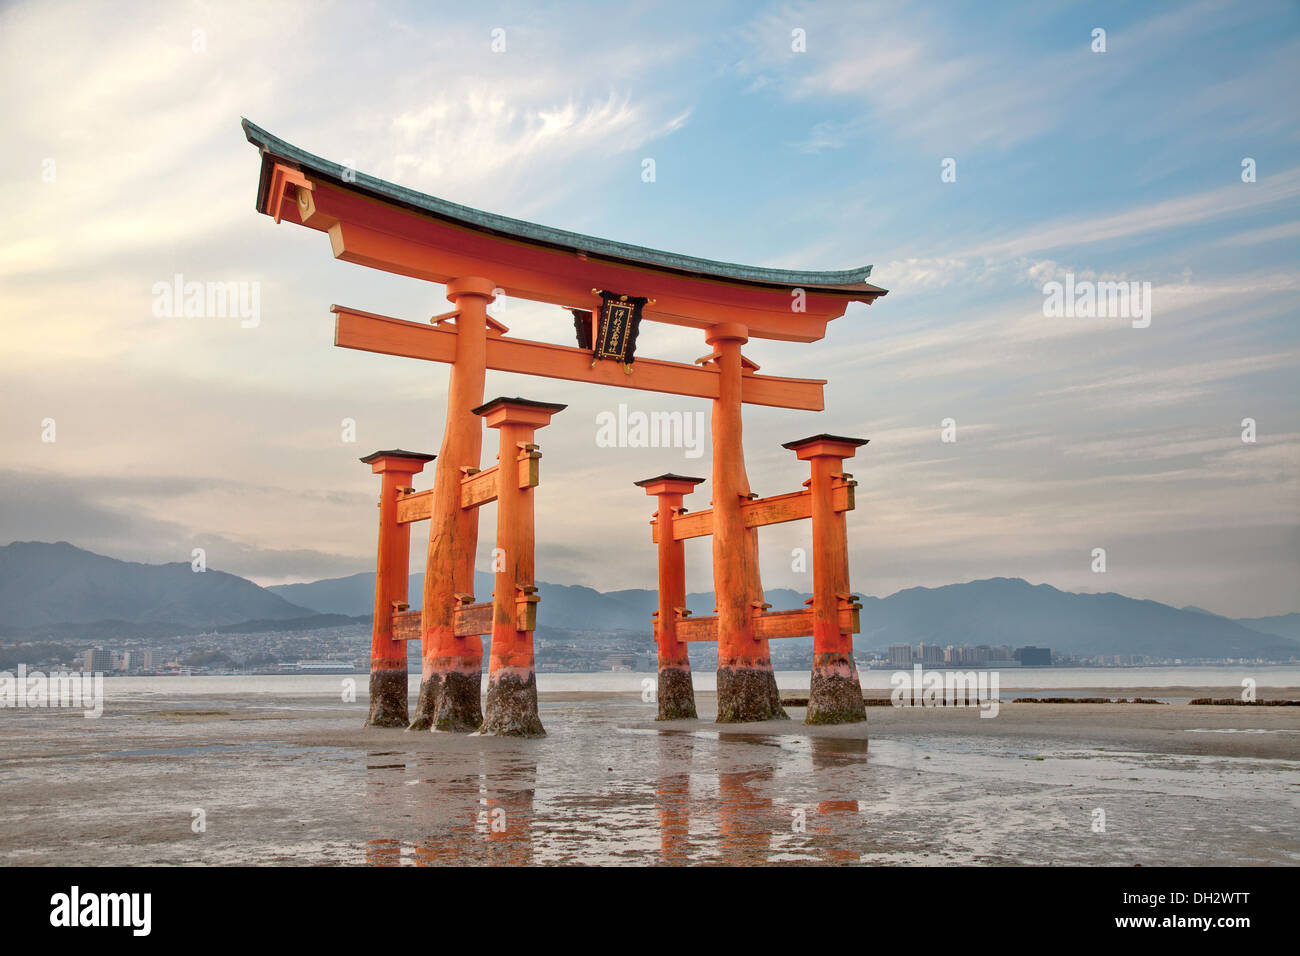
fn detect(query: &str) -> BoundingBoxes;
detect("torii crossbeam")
[243,119,887,735]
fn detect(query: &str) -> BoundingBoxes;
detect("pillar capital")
[359,449,436,475]
[705,322,749,345]
[473,396,566,429]
[445,276,498,302]
[782,434,868,462]
[634,473,706,497]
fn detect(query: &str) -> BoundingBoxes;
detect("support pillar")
[361,449,435,727]
[784,434,868,724]
[412,277,494,731]
[635,473,705,720]
[475,397,565,737]
[706,324,786,722]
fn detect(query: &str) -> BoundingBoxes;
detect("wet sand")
[1,687,1296,865]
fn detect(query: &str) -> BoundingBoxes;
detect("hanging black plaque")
[592,291,646,366]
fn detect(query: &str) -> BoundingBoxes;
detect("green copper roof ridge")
[242,118,876,290]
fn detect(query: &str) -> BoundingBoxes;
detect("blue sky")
[1,0,1297,616]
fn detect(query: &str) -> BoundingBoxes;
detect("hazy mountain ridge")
[2,542,1296,659]
[0,541,314,631]
[1183,604,1300,642]
[852,577,1296,659]
[1232,613,1300,642]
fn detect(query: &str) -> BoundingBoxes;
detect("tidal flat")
[1,679,1297,866]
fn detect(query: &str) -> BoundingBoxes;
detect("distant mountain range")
[0,541,313,630]
[2,541,1297,660]
[271,569,1300,660]
[1183,604,1300,642]
[852,579,1297,660]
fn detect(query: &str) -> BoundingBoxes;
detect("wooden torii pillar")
[784,434,869,723]
[475,396,565,737]
[361,449,435,726]
[706,323,785,722]
[636,473,704,720]
[410,277,495,733]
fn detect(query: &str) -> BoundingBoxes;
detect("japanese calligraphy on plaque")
[589,290,647,369]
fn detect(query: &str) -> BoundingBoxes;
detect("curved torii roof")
[243,119,887,342]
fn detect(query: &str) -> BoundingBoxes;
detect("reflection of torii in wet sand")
[243,120,888,737]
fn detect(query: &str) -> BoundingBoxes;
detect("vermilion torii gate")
[243,119,888,736]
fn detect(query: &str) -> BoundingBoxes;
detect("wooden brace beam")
[391,597,536,641]
[674,605,861,642]
[652,482,855,543]
[332,305,826,411]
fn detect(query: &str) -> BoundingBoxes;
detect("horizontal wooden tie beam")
[459,466,500,510]
[673,606,860,642]
[453,601,494,637]
[390,597,537,640]
[396,488,434,524]
[392,609,421,642]
[395,457,540,523]
[653,482,854,543]
[332,305,826,411]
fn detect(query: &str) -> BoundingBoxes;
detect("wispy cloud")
[0,0,1295,617]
